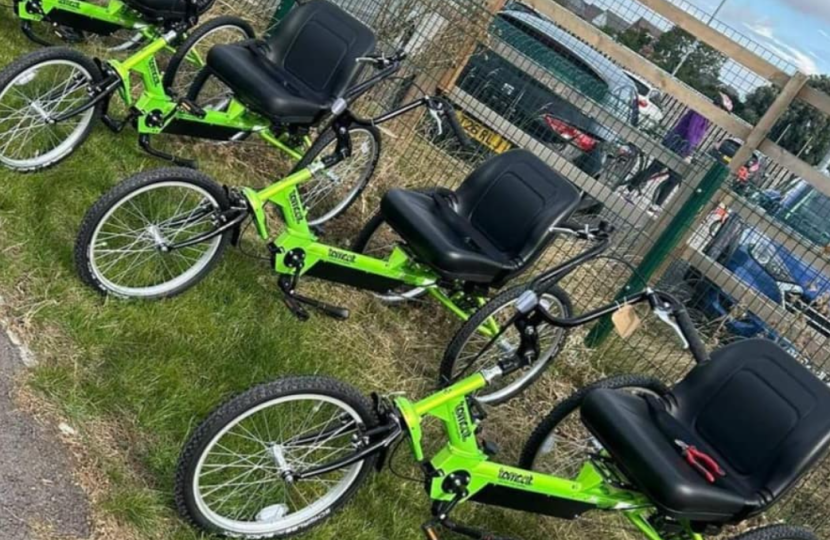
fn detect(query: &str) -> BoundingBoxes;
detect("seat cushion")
[207,43,328,124]
[381,189,518,283]
[581,339,830,524]
[581,389,754,522]
[124,0,212,20]
[672,339,830,503]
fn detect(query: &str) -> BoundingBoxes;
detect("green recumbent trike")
[11,0,215,48]
[76,140,617,404]
[172,274,830,540]
[0,0,404,224]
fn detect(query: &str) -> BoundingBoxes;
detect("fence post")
[584,162,730,347]
[585,71,810,348]
[267,0,297,33]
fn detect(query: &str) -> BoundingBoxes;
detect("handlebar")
[647,291,709,364]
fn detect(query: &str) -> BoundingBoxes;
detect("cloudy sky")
[590,0,829,77]
[711,0,830,75]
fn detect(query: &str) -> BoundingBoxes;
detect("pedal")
[178,98,207,119]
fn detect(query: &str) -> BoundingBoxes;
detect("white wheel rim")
[193,394,365,536]
[303,128,378,227]
[455,293,568,404]
[88,181,223,298]
[0,60,96,170]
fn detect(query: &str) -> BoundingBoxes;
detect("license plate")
[459,113,513,154]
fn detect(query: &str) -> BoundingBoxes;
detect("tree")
[741,76,830,166]
[600,25,619,39]
[650,27,726,99]
[617,27,653,54]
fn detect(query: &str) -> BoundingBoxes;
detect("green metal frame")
[393,372,700,540]
[18,0,148,30]
[241,167,495,326]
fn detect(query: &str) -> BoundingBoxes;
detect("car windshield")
[493,16,609,104]
[625,74,650,97]
[780,188,830,247]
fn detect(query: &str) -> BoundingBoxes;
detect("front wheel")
[0,47,102,172]
[439,284,573,405]
[175,376,379,539]
[290,124,381,227]
[74,168,232,299]
[518,375,669,477]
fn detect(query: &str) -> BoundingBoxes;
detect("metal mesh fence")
[219,0,830,534]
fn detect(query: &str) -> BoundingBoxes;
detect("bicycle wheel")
[439,284,573,405]
[727,525,818,540]
[176,376,378,539]
[75,168,232,299]
[518,375,668,478]
[290,124,381,227]
[0,47,102,172]
[351,212,427,303]
[163,17,255,105]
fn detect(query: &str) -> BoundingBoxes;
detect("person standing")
[622,93,733,216]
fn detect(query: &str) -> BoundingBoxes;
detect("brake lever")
[654,307,690,350]
[429,107,444,136]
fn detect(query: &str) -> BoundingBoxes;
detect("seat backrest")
[672,339,830,507]
[265,0,376,103]
[454,150,581,268]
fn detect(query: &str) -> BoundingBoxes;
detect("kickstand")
[422,496,518,540]
[139,135,197,168]
[278,274,349,321]
[422,518,518,540]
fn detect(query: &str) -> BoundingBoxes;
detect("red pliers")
[675,440,726,483]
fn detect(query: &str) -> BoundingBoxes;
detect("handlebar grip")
[673,306,710,364]
[436,98,474,151]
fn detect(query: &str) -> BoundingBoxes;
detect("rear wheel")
[0,47,102,171]
[351,213,427,303]
[176,376,379,539]
[290,125,381,227]
[75,168,232,299]
[163,17,256,105]
[439,284,572,405]
[519,375,668,477]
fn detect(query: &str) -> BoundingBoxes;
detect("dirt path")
[0,329,91,539]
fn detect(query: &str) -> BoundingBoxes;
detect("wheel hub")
[268,444,295,482]
[146,225,170,252]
